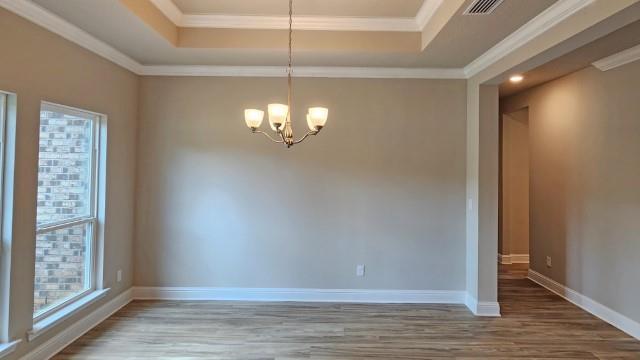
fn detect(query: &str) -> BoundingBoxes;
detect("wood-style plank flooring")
[54,265,640,359]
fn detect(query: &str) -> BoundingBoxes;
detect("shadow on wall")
[134,77,469,291]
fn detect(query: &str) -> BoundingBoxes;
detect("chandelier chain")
[243,0,327,148]
[287,0,293,125]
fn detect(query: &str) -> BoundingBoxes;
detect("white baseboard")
[19,286,498,359]
[132,286,467,304]
[21,289,132,360]
[528,270,640,340]
[465,294,501,317]
[498,253,529,264]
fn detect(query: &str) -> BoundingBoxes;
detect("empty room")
[0,0,639,359]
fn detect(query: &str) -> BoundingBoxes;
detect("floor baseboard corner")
[528,269,640,340]
[21,288,133,360]
[498,253,530,264]
[465,294,501,317]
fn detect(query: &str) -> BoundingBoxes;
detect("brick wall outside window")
[34,111,93,314]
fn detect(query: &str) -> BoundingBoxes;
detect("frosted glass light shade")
[307,107,328,129]
[244,109,264,128]
[268,103,288,131]
[306,113,314,131]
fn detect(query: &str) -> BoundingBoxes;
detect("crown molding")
[463,0,596,78]
[180,14,419,32]
[0,0,142,74]
[592,44,640,71]
[416,0,444,29]
[140,65,467,79]
[149,0,182,24]
[149,0,449,32]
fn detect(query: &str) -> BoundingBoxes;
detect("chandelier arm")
[277,128,288,143]
[253,130,285,143]
[292,130,319,145]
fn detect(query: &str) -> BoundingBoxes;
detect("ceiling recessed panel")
[172,0,425,18]
[415,0,558,67]
[29,0,569,68]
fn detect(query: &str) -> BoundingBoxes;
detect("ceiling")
[500,11,640,97]
[30,0,560,68]
[172,0,425,17]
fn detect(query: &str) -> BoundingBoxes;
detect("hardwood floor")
[54,265,640,359]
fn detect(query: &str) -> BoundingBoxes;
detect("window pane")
[33,222,92,315]
[37,107,94,226]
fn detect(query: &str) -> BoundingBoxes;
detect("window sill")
[0,339,21,359]
[28,288,110,342]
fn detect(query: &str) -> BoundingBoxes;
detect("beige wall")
[499,109,529,256]
[0,8,138,358]
[501,61,640,323]
[135,76,468,291]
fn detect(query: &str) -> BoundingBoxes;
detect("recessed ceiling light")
[510,75,524,83]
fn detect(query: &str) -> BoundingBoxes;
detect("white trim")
[415,0,444,29]
[22,289,131,360]
[465,294,501,317]
[592,44,640,71]
[498,253,529,264]
[182,14,418,32]
[132,287,467,304]
[0,339,20,358]
[28,289,110,342]
[150,0,446,32]
[463,0,596,77]
[0,0,141,74]
[528,270,640,340]
[140,65,467,79]
[149,0,183,25]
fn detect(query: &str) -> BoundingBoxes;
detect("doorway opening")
[498,107,530,280]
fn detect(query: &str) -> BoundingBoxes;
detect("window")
[33,102,103,321]
[0,91,16,346]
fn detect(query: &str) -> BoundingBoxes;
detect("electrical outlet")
[117,269,122,283]
[546,256,552,268]
[356,264,365,277]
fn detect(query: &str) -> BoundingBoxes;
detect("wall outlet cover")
[356,264,365,277]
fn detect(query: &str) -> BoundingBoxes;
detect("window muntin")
[33,103,101,320]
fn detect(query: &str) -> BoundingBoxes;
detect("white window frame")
[0,93,7,255]
[0,92,10,344]
[32,102,106,324]
[0,90,19,356]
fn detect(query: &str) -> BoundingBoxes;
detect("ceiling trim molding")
[140,65,467,79]
[149,0,448,32]
[416,0,444,29]
[149,0,182,24]
[0,0,142,74]
[592,44,640,71]
[180,14,419,32]
[463,0,596,78]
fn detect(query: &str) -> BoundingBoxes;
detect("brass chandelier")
[243,0,328,148]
